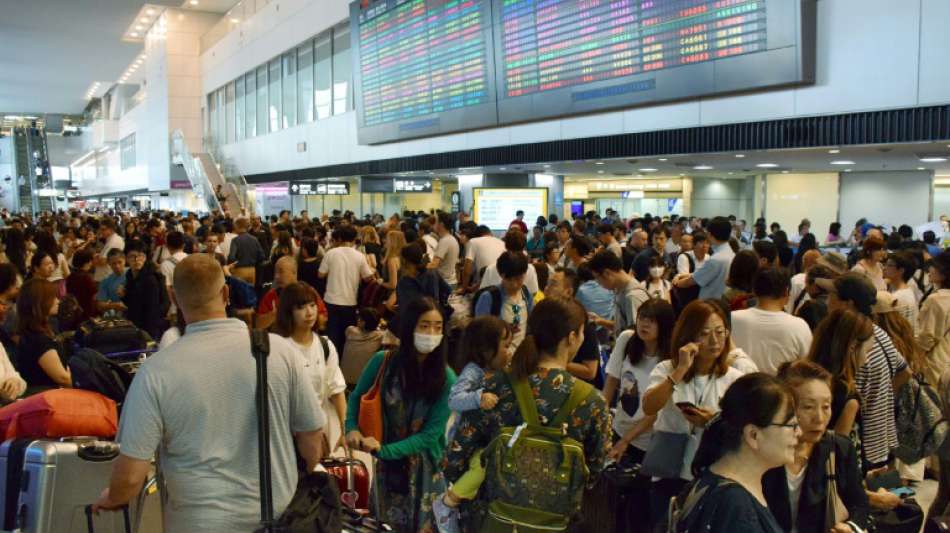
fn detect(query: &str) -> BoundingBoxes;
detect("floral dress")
[376,363,456,533]
[444,368,612,532]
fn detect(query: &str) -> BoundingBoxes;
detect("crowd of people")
[0,205,948,532]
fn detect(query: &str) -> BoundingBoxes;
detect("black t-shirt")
[831,378,861,429]
[573,322,601,387]
[298,259,321,290]
[680,471,783,533]
[16,331,63,391]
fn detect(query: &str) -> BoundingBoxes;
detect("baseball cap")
[872,291,901,315]
[815,273,877,315]
[814,252,848,276]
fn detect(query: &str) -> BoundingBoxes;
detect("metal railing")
[171,130,222,213]
[202,135,251,214]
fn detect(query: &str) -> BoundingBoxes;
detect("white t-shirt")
[606,330,659,451]
[479,261,539,295]
[648,361,743,480]
[422,233,438,258]
[292,333,347,449]
[676,251,707,275]
[318,245,373,306]
[160,251,189,287]
[465,236,506,281]
[787,465,807,532]
[95,233,125,281]
[786,273,807,314]
[501,290,529,350]
[891,286,919,334]
[48,253,69,283]
[433,234,460,285]
[730,307,813,375]
[645,279,671,302]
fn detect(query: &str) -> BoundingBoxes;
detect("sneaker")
[432,495,461,533]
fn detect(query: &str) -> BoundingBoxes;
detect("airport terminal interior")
[2,0,950,532]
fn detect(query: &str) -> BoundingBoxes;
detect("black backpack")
[471,284,531,317]
[68,348,133,404]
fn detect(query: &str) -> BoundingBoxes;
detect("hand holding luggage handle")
[84,505,131,533]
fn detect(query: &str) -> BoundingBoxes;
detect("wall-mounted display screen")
[473,187,548,230]
[350,0,499,145]
[351,0,815,144]
[361,176,396,193]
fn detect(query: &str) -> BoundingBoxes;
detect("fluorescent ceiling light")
[146,8,156,15]
[135,25,144,30]
[130,32,139,37]
[595,162,604,165]
[735,154,745,158]
[658,158,668,162]
[189,0,199,4]
[639,168,658,172]
[782,170,789,174]
[597,170,604,174]
[693,165,713,170]
[140,17,149,22]
[230,17,240,23]
[828,149,840,154]
[843,169,852,172]
[920,157,948,163]
[756,163,779,168]
[830,160,855,165]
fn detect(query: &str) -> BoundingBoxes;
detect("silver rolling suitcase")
[0,438,134,533]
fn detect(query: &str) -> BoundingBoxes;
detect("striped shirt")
[855,325,908,466]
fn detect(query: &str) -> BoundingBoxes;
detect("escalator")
[11,126,53,215]
[171,129,249,215]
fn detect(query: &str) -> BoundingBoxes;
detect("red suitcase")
[322,456,371,511]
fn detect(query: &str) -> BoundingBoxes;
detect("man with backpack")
[474,251,534,351]
[159,231,188,321]
[588,250,649,337]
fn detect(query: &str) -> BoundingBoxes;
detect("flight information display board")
[351,0,499,144]
[494,0,812,123]
[350,0,815,143]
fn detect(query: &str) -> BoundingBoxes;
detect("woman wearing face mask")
[645,256,672,303]
[344,297,457,533]
[444,297,611,532]
[641,299,746,532]
[673,373,799,533]
[763,360,870,533]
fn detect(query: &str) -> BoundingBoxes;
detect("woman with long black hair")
[345,297,457,533]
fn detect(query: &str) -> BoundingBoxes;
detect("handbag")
[357,352,389,442]
[873,498,924,533]
[824,441,850,531]
[639,431,690,479]
[249,329,343,533]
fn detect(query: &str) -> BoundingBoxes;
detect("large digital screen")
[473,187,548,230]
[350,0,499,145]
[351,0,815,143]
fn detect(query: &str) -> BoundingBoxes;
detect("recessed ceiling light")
[639,168,658,172]
[230,17,240,23]
[830,160,855,165]
[543,164,551,168]
[756,163,779,168]
[130,32,139,37]
[140,17,149,23]
[146,8,156,15]
[135,25,144,30]
[728,172,734,175]
[597,170,604,174]
[920,157,948,163]
[658,158,668,162]
[693,165,713,170]
[189,0,198,4]
[595,162,605,165]
[918,167,927,171]
[782,170,789,174]
[499,167,507,170]
[828,149,841,154]
[735,154,746,158]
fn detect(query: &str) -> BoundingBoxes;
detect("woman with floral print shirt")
[444,297,612,531]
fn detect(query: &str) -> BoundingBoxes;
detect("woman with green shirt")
[345,296,457,533]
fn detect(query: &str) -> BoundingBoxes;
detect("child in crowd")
[433,316,512,533]
[645,255,671,303]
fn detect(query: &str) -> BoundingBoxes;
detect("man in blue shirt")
[924,230,943,258]
[673,217,735,300]
[96,248,127,316]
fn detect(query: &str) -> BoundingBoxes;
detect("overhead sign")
[289,180,351,196]
[361,177,395,193]
[394,178,433,193]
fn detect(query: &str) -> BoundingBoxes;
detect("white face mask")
[649,267,664,279]
[413,332,443,354]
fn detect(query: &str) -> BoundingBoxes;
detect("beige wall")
[765,173,839,242]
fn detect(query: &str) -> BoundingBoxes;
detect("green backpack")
[479,372,595,533]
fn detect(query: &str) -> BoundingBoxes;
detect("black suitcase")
[581,461,650,533]
[77,318,154,355]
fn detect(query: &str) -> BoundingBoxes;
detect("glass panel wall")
[245,71,257,138]
[297,41,314,123]
[268,58,281,133]
[225,82,236,143]
[332,24,352,115]
[282,52,297,129]
[217,89,226,145]
[208,93,218,143]
[256,66,268,136]
[314,33,332,120]
[235,76,245,141]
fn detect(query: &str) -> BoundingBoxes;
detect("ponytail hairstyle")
[511,297,586,380]
[691,373,794,477]
[625,299,675,365]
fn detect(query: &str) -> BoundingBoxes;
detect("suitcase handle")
[84,505,131,533]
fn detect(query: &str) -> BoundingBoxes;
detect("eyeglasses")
[696,327,727,341]
[766,419,800,430]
